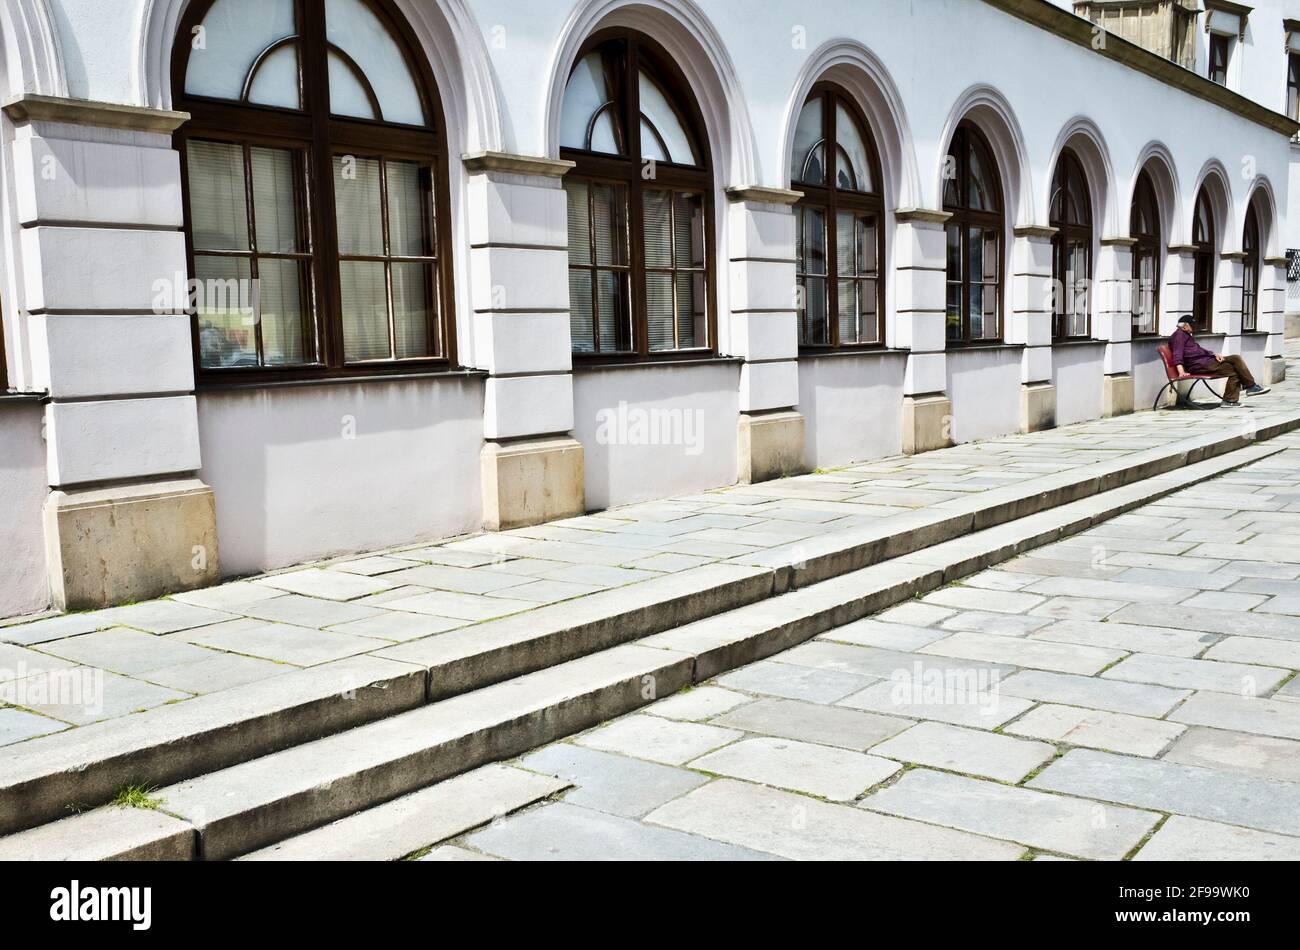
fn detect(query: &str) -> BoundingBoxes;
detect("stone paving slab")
[687,736,901,801]
[466,801,778,861]
[1003,703,1185,757]
[1029,749,1300,837]
[518,745,709,818]
[869,721,1055,782]
[644,779,1024,860]
[711,697,910,751]
[1132,815,1300,861]
[1162,727,1300,783]
[862,769,1159,861]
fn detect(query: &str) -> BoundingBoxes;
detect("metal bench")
[1154,344,1219,410]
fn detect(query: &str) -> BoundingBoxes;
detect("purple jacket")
[1170,328,1218,374]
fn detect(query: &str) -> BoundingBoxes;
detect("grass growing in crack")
[111,784,163,810]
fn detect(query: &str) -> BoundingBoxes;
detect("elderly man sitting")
[1169,317,1269,407]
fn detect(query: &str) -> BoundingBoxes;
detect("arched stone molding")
[541,0,757,187]
[1046,116,1118,239]
[780,38,920,211]
[1130,141,1182,245]
[935,84,1032,227]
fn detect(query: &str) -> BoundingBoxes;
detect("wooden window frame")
[1208,32,1231,85]
[1192,188,1216,333]
[1242,204,1260,332]
[1130,170,1162,338]
[172,0,456,385]
[560,30,717,364]
[791,82,886,351]
[943,122,1005,346]
[1049,148,1093,341]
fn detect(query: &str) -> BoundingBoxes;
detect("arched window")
[1192,188,1216,332]
[174,0,451,378]
[790,84,885,348]
[1242,205,1260,332]
[1049,149,1092,340]
[1130,170,1161,337]
[560,32,713,358]
[944,123,1003,344]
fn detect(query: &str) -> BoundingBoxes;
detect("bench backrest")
[1156,344,1178,380]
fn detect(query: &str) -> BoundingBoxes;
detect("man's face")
[1178,322,1194,335]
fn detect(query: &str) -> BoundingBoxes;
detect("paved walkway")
[1,351,1298,751]
[431,437,1300,860]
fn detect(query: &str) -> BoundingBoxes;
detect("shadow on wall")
[573,361,741,511]
[0,403,51,617]
[196,377,484,577]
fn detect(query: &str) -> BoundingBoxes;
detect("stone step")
[152,644,695,860]
[0,437,1286,850]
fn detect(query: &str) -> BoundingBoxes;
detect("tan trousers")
[1200,355,1257,402]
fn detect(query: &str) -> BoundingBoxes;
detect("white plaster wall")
[1052,342,1106,428]
[0,402,50,617]
[946,346,1022,444]
[798,352,906,469]
[573,362,739,511]
[196,378,484,578]
[1131,338,1172,412]
[1240,331,1268,378]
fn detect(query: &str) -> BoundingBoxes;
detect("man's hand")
[1176,365,1192,379]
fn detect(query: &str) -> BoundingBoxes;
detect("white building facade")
[0,0,1296,616]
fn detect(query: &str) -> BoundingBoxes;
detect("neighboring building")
[0,0,1295,616]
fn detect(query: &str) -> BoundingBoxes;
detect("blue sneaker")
[1244,385,1270,396]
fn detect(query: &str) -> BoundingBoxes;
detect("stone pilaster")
[1216,251,1245,355]
[724,187,806,483]
[463,152,584,531]
[1262,256,1288,384]
[1163,245,1197,334]
[3,94,218,610]
[895,209,953,454]
[1011,226,1056,432]
[1096,238,1135,416]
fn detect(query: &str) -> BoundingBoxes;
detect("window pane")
[333,155,383,255]
[325,0,425,125]
[387,160,427,257]
[251,147,300,253]
[565,179,592,266]
[946,224,961,281]
[835,103,874,193]
[677,273,706,348]
[639,70,698,165]
[792,97,824,185]
[340,260,389,360]
[804,276,828,345]
[645,272,674,351]
[860,215,878,275]
[597,270,632,352]
[569,269,594,353]
[391,261,432,358]
[195,255,255,368]
[803,207,827,276]
[837,279,858,343]
[859,278,879,344]
[643,189,673,268]
[836,212,856,277]
[968,143,992,211]
[328,50,378,121]
[246,42,301,110]
[188,141,250,251]
[593,183,628,267]
[257,257,308,365]
[674,192,705,268]
[185,0,296,103]
[561,51,621,154]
